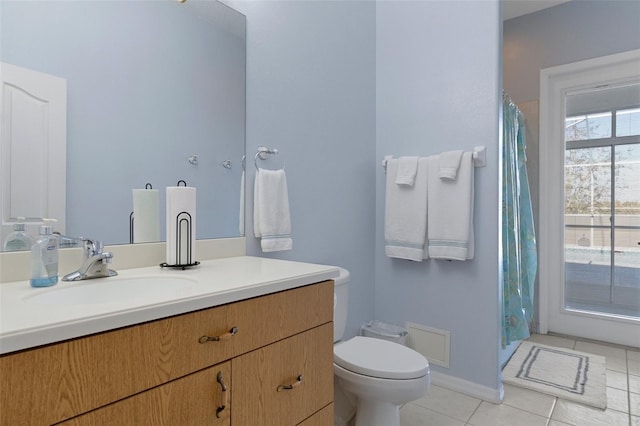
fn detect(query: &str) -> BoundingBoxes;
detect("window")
[616,107,640,137]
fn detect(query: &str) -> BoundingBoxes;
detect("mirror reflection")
[1,0,246,250]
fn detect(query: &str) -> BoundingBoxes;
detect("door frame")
[539,49,640,347]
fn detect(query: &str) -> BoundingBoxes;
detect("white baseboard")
[430,370,504,404]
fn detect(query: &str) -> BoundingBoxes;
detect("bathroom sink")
[23,275,197,305]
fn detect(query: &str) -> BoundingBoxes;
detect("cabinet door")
[60,362,231,426]
[232,323,333,426]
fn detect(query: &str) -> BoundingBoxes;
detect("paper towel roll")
[166,186,197,265]
[132,189,160,243]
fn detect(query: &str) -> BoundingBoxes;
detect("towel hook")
[254,146,285,170]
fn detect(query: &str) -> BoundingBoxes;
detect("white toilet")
[333,268,430,426]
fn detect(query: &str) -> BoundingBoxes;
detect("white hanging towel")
[427,152,475,260]
[395,156,419,186]
[239,169,245,236]
[439,150,464,180]
[384,157,429,261]
[253,168,292,252]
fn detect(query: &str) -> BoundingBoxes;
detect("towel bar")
[382,146,486,170]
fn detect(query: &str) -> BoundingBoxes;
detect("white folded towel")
[395,156,419,186]
[253,168,292,252]
[428,152,474,260]
[384,157,429,261]
[239,169,245,236]
[439,150,464,180]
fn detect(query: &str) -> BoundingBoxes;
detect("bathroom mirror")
[0,0,246,248]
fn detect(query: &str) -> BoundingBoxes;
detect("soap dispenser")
[30,222,59,287]
[3,217,33,252]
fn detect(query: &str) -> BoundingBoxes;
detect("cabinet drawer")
[60,362,231,426]
[0,281,333,426]
[297,403,333,426]
[231,323,334,426]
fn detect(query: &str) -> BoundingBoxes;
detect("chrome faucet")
[62,238,118,281]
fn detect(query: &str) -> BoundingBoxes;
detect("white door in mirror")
[0,63,67,246]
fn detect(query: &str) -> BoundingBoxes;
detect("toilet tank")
[333,267,349,342]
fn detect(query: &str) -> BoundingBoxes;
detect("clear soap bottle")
[3,217,33,252]
[30,225,59,287]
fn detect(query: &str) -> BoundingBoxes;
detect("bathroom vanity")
[0,256,338,425]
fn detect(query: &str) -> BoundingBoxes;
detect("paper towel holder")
[129,212,134,244]
[130,183,155,244]
[160,210,200,270]
[160,260,200,270]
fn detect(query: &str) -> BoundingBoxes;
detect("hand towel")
[253,168,292,252]
[132,188,160,243]
[384,157,429,261]
[439,150,464,180]
[166,186,197,265]
[427,152,474,260]
[239,169,245,236]
[395,156,419,186]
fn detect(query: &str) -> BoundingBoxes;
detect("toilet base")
[354,399,400,426]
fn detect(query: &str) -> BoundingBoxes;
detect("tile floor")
[399,333,640,426]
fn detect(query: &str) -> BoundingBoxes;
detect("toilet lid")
[334,336,429,380]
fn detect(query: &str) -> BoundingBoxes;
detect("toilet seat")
[334,336,429,380]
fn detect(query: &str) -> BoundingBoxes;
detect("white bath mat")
[502,341,607,409]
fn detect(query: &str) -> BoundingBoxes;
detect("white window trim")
[539,49,640,337]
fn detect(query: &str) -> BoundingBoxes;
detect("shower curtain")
[502,93,537,348]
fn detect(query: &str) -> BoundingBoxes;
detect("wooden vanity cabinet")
[0,280,334,425]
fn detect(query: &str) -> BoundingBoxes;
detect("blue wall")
[235,0,502,394]
[233,0,377,340]
[375,1,502,392]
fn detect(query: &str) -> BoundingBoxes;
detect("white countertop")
[0,256,339,355]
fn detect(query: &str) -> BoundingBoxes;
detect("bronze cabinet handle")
[199,327,239,344]
[216,371,228,418]
[277,375,303,392]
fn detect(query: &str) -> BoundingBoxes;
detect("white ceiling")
[502,0,573,21]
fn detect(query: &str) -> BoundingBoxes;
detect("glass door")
[564,84,640,320]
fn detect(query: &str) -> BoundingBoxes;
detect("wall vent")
[406,322,451,368]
